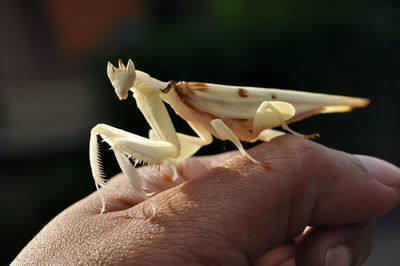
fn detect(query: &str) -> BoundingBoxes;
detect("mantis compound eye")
[107,59,136,100]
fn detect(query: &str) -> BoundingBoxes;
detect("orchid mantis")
[90,59,369,214]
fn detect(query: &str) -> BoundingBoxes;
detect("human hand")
[12,135,400,265]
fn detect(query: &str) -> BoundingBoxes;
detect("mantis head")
[107,59,167,100]
[107,59,136,100]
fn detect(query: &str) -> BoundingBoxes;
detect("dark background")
[1,0,399,264]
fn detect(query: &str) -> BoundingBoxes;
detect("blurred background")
[0,0,399,264]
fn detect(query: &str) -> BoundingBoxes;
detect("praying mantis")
[89,59,369,214]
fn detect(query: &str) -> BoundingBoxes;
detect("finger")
[295,221,375,266]
[355,155,400,189]
[129,135,399,263]
[253,243,296,266]
[227,221,374,266]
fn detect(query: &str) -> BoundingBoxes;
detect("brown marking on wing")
[190,82,207,87]
[194,87,209,92]
[173,83,259,142]
[161,81,177,93]
[191,82,206,86]
[188,82,209,92]
[238,88,248,98]
[271,93,277,99]
[173,82,220,121]
[174,82,200,111]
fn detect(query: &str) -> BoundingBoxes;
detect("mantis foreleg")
[90,123,180,213]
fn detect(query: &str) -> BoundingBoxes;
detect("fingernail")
[355,155,400,190]
[326,245,352,266]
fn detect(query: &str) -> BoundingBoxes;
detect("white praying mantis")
[89,59,369,214]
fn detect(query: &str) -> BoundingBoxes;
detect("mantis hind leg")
[209,101,317,168]
[253,101,319,139]
[149,129,201,182]
[257,129,286,142]
[210,119,271,167]
[149,121,213,181]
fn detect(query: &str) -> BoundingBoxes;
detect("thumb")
[142,135,399,263]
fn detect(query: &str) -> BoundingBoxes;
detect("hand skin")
[12,136,400,265]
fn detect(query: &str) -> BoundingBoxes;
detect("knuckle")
[265,135,326,173]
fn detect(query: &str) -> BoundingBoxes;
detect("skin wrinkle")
[314,153,354,220]
[104,220,190,264]
[143,192,199,222]
[239,137,320,242]
[181,234,244,266]
[119,185,244,264]
[79,208,175,263]
[352,156,399,195]
[79,219,123,262]
[195,212,247,259]
[285,145,321,239]
[178,236,220,265]
[259,139,319,252]
[188,163,287,260]
[148,164,258,263]
[157,187,248,265]
[356,155,400,191]
[134,242,193,265]
[134,221,239,265]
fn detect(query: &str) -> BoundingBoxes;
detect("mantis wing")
[184,82,369,122]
